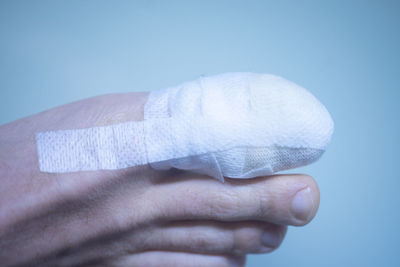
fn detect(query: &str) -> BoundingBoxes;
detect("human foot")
[0,92,320,267]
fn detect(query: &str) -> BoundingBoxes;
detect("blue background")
[1,1,399,266]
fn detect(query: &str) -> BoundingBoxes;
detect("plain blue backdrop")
[1,1,399,266]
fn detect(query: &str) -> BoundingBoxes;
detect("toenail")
[261,231,281,248]
[291,187,315,222]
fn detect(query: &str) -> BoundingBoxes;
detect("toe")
[151,173,320,226]
[103,251,246,267]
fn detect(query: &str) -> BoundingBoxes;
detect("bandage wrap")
[36,73,334,181]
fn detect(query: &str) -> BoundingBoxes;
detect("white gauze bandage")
[36,72,334,181]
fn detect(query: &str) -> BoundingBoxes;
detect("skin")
[0,93,320,267]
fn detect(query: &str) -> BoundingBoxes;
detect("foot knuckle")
[205,189,244,219]
[233,227,264,253]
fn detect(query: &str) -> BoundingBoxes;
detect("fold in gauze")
[36,72,334,181]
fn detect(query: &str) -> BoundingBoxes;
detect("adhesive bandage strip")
[36,72,334,181]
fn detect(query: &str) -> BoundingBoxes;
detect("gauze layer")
[36,72,334,181]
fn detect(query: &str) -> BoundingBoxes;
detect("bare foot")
[0,93,320,267]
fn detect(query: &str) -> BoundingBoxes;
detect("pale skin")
[0,93,320,267]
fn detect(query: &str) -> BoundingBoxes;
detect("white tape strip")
[36,121,146,172]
